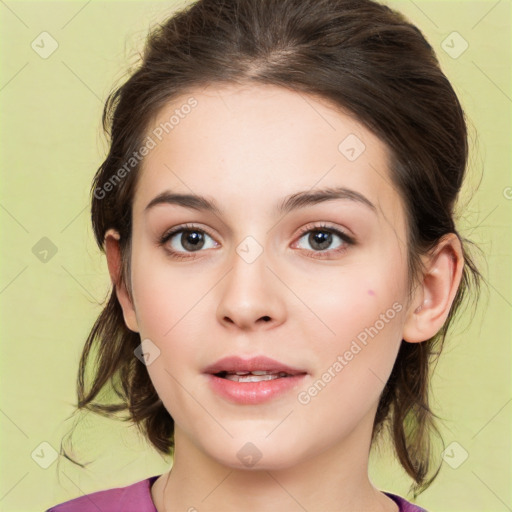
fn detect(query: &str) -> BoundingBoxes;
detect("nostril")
[261,316,271,322]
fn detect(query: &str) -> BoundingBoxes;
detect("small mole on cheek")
[367,289,375,296]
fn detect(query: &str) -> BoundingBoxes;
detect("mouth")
[213,370,298,382]
[203,355,308,404]
[203,355,308,379]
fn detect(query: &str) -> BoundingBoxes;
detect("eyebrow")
[144,186,377,216]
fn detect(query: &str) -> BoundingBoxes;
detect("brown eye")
[307,230,334,251]
[159,225,218,258]
[175,230,206,252]
[295,226,353,253]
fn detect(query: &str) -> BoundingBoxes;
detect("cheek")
[292,276,405,442]
[130,256,207,421]
[299,265,406,343]
[295,266,406,402]
[130,244,205,338]
[128,248,208,398]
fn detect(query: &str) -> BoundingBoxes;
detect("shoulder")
[45,475,160,512]
[383,491,429,512]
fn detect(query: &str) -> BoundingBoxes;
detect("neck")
[152,411,398,512]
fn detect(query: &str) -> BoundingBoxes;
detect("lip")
[203,355,308,405]
[202,355,307,375]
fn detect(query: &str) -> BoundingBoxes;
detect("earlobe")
[104,228,139,333]
[402,234,464,343]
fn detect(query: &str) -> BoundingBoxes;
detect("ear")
[104,228,139,333]
[402,233,464,343]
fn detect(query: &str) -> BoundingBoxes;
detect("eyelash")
[158,222,355,260]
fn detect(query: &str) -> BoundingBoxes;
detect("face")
[123,83,413,470]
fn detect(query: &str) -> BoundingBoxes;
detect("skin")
[105,83,464,511]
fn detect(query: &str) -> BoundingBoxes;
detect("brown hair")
[63,0,481,499]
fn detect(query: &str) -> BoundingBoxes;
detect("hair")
[62,0,481,500]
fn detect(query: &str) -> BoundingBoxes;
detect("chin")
[203,435,307,472]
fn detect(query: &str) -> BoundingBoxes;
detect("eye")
[294,223,354,257]
[159,224,218,259]
[158,222,354,260]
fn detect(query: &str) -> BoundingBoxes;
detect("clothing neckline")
[145,476,410,512]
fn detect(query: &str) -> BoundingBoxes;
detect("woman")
[47,0,480,510]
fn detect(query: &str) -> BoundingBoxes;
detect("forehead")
[133,83,404,227]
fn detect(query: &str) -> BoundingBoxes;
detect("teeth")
[224,373,287,382]
[222,371,289,382]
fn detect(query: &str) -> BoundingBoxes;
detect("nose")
[216,245,286,331]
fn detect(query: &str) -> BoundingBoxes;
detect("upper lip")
[203,355,307,375]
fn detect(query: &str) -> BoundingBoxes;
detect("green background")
[0,1,510,510]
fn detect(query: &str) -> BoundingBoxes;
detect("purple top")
[46,475,428,511]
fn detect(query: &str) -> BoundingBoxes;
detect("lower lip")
[206,373,307,405]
